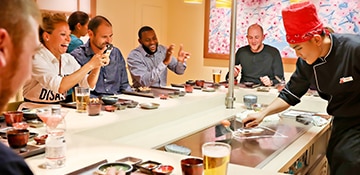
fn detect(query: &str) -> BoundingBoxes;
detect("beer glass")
[212,69,221,84]
[74,87,90,113]
[202,142,231,175]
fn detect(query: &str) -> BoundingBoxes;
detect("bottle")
[44,105,66,169]
[45,134,66,169]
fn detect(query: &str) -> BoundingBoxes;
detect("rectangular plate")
[65,159,108,175]
[135,160,161,174]
[116,156,142,166]
[60,102,77,109]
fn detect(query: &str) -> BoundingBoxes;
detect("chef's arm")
[244,98,290,127]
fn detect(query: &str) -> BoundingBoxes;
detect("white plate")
[139,103,160,109]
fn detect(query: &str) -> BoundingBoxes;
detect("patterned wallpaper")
[207,0,360,58]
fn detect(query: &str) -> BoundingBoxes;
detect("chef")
[243,2,360,175]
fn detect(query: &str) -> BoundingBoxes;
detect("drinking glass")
[202,142,231,175]
[212,69,221,84]
[36,106,68,135]
[74,87,90,113]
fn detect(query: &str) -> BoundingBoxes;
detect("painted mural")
[207,0,360,58]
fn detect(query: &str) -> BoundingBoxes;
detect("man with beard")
[71,16,132,97]
[225,23,284,86]
[127,26,190,88]
[0,0,40,174]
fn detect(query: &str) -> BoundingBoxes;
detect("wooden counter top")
[24,86,329,175]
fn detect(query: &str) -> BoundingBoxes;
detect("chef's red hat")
[282,1,324,44]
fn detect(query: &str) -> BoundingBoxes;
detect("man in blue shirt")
[71,16,131,97]
[127,26,190,88]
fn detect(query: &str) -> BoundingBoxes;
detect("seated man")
[71,16,132,97]
[226,23,284,86]
[127,26,190,88]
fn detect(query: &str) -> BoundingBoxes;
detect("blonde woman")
[22,13,109,107]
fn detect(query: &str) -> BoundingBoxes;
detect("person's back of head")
[0,0,41,111]
[67,11,89,32]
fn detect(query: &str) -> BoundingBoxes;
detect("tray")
[65,159,149,175]
[60,102,77,109]
[65,159,108,175]
[123,86,180,98]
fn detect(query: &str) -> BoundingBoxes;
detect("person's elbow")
[57,86,68,94]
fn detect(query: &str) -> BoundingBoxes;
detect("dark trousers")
[327,116,360,175]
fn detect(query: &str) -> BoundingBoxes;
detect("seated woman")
[21,13,109,109]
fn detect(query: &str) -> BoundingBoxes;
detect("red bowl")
[152,165,174,175]
[104,105,116,112]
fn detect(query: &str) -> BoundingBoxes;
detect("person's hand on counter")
[242,112,263,128]
[260,76,273,86]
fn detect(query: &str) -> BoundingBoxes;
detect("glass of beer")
[202,142,231,175]
[212,69,221,84]
[74,87,90,113]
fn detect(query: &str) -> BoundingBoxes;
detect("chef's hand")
[260,76,272,86]
[105,167,125,175]
[177,44,190,63]
[243,112,265,128]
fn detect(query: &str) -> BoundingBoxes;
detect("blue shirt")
[127,45,186,88]
[67,34,83,53]
[70,40,132,97]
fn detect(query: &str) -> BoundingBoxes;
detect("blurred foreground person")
[244,2,360,175]
[0,0,41,174]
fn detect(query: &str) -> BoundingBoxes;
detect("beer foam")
[203,145,230,158]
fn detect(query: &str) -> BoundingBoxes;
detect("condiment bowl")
[97,162,133,175]
[152,165,174,175]
[7,129,29,148]
[101,96,118,105]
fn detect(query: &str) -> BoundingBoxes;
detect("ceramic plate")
[139,103,160,109]
[202,87,215,92]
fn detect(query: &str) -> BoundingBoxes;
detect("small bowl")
[186,80,196,86]
[7,129,29,148]
[135,160,160,174]
[22,109,39,120]
[139,103,160,109]
[97,162,133,175]
[159,94,168,100]
[126,101,138,108]
[113,103,127,110]
[152,165,174,175]
[12,122,29,130]
[116,156,142,171]
[104,105,116,112]
[178,91,186,97]
[195,80,205,87]
[244,82,254,87]
[101,96,118,105]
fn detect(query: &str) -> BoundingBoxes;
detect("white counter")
[25,86,329,175]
